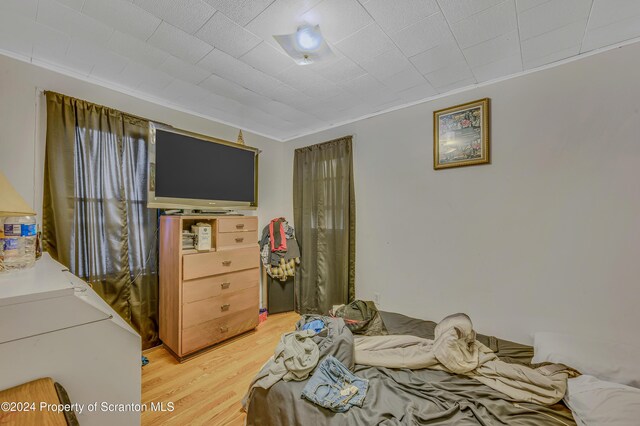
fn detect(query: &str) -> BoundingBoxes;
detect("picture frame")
[433,98,490,170]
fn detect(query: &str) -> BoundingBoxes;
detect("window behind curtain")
[293,136,356,314]
[43,92,159,349]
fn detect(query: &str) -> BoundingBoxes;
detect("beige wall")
[283,42,640,344]
[0,54,285,232]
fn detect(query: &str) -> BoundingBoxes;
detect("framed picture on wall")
[433,98,490,170]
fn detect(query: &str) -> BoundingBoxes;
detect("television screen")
[150,128,257,209]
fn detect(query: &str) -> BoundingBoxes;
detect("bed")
[245,311,576,425]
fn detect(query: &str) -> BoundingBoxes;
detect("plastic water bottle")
[3,215,37,270]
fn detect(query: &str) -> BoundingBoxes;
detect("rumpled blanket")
[242,329,318,409]
[355,313,579,405]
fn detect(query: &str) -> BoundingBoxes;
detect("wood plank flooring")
[141,311,300,426]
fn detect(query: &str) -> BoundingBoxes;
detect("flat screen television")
[147,123,259,210]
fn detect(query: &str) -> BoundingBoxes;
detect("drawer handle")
[235,223,245,229]
[221,304,230,311]
[222,260,232,266]
[235,237,244,243]
[219,325,229,333]
[221,282,231,289]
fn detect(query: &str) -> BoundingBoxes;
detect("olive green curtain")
[293,136,355,314]
[43,92,158,349]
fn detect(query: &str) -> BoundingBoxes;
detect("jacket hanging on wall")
[260,218,300,281]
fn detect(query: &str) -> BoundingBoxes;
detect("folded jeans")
[301,356,368,413]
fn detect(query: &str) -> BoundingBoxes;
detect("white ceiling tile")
[137,71,174,93]
[118,62,162,88]
[133,0,215,34]
[269,84,315,108]
[391,13,453,57]
[158,55,211,84]
[363,0,439,33]
[199,48,285,98]
[518,0,592,41]
[305,91,364,113]
[198,73,254,100]
[196,12,261,58]
[410,40,466,75]
[438,0,505,23]
[309,56,366,83]
[340,74,400,106]
[245,0,323,49]
[582,14,640,52]
[515,0,552,12]
[204,0,274,26]
[82,0,162,41]
[38,0,114,45]
[68,39,130,77]
[397,81,438,102]
[335,23,395,63]
[148,22,213,64]
[107,31,169,68]
[359,48,411,81]
[380,66,427,92]
[586,0,640,31]
[449,0,517,49]
[471,53,522,82]
[436,76,476,93]
[276,66,343,99]
[462,30,520,68]
[301,0,373,43]
[0,0,38,19]
[191,92,243,114]
[521,19,586,64]
[262,101,322,125]
[424,60,475,88]
[523,45,579,69]
[43,54,94,76]
[0,12,35,58]
[31,23,71,64]
[54,0,84,11]
[239,42,295,76]
[161,79,210,105]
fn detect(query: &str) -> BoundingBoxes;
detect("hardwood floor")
[142,311,300,426]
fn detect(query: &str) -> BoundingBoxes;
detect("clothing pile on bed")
[260,218,300,281]
[330,300,388,336]
[243,314,368,413]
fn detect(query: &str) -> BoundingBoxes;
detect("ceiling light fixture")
[274,25,334,65]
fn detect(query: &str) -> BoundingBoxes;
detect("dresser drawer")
[217,231,258,251]
[182,307,258,354]
[182,286,258,328]
[183,246,259,280]
[217,217,257,233]
[182,268,259,304]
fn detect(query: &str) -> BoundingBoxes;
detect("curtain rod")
[294,135,353,152]
[42,90,171,127]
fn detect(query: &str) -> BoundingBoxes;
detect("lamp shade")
[0,171,35,217]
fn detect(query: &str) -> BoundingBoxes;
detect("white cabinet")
[0,254,141,426]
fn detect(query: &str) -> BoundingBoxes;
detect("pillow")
[532,332,640,388]
[564,375,640,426]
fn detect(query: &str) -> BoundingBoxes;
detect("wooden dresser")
[159,215,260,361]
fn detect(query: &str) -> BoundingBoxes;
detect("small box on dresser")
[159,215,259,361]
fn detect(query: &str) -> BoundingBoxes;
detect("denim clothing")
[302,356,368,413]
[242,329,319,409]
[302,319,325,334]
